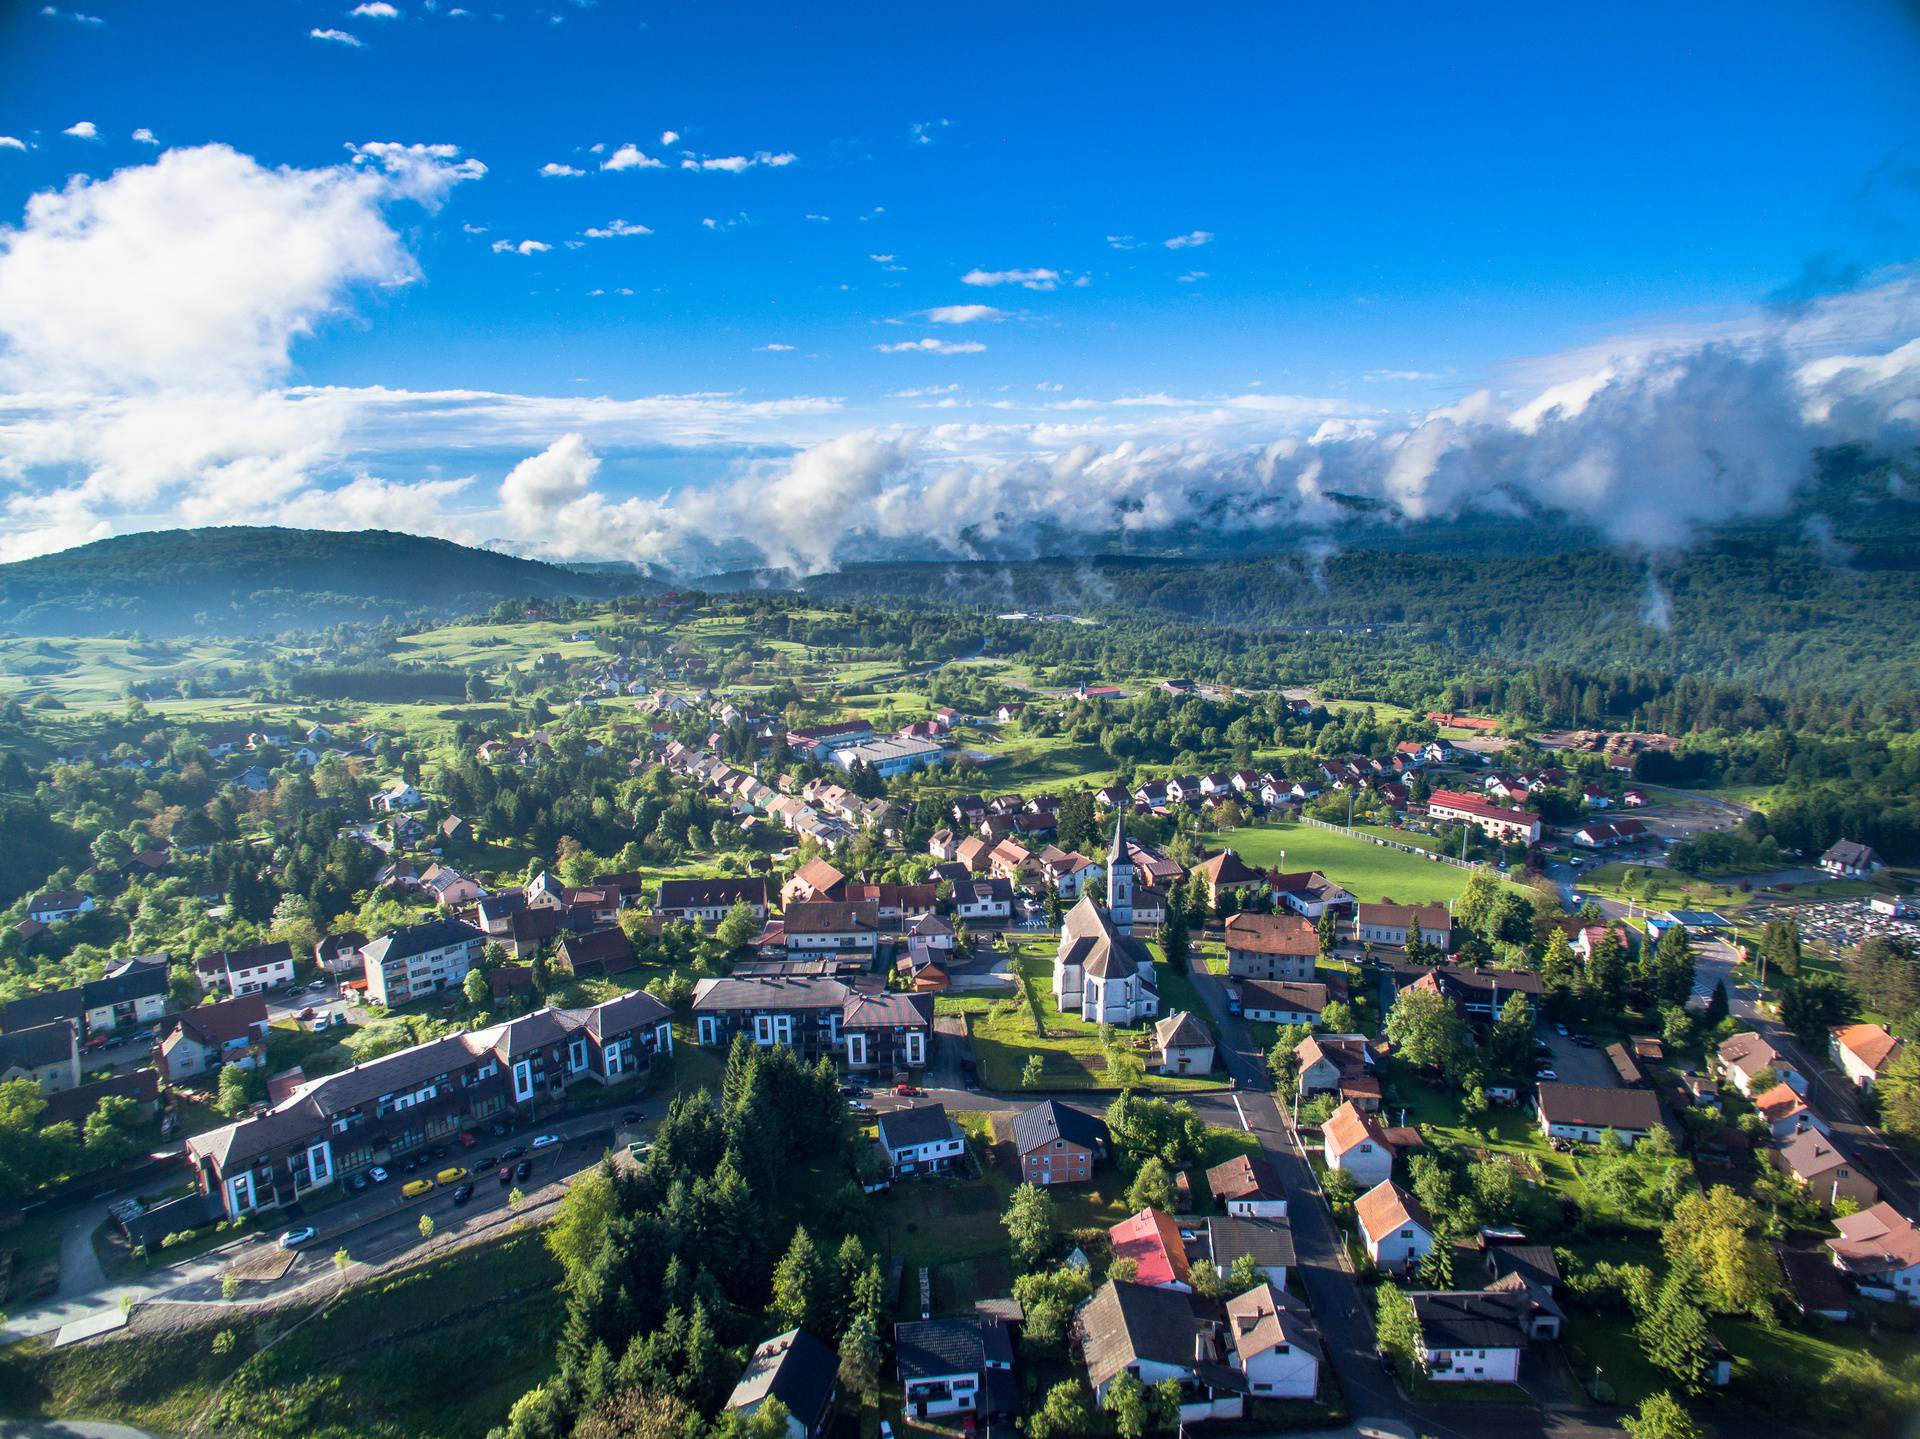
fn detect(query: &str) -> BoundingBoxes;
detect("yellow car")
[402,1178,436,1199]
[436,1166,469,1186]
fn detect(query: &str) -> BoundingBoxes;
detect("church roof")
[1061,893,1157,981]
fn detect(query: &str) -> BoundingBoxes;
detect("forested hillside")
[0,528,650,636]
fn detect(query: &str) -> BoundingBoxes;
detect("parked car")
[531,1133,560,1150]
[402,1178,435,1199]
[894,1084,924,1097]
[299,1007,317,1021]
[278,1225,318,1249]
[497,1164,514,1186]
[368,1166,390,1184]
[848,1099,873,1114]
[1537,1069,1559,1082]
[452,1183,474,1206]
[436,1166,469,1186]
[457,1131,477,1148]
[500,1146,526,1161]
[347,1173,368,1194]
[308,979,328,991]
[83,1035,110,1052]
[514,1159,532,1181]
[837,1084,862,1097]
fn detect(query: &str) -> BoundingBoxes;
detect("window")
[513,1060,534,1103]
[697,1015,719,1045]
[568,1039,588,1072]
[754,1015,774,1045]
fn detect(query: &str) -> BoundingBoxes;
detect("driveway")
[1540,1031,1616,1087]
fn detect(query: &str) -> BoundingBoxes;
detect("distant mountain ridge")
[0,527,653,636]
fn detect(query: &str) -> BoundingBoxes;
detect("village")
[3,648,1919,1439]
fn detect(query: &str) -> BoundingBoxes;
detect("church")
[1051,814,1161,1025]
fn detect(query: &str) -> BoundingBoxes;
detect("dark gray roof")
[841,991,933,1030]
[894,1316,1003,1379]
[1409,1291,1531,1350]
[363,919,483,966]
[693,975,850,1013]
[1077,1280,1209,1390]
[728,1328,839,1430]
[0,988,83,1034]
[85,956,170,1008]
[0,1020,75,1071]
[782,900,879,935]
[1010,1100,1109,1156]
[574,989,671,1042]
[878,1102,957,1151]
[1207,1215,1295,1269]
[1535,1082,1663,1131]
[1484,1244,1559,1292]
[658,877,769,910]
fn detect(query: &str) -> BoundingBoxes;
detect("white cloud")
[40,6,103,22]
[699,155,750,173]
[756,343,795,352]
[924,305,1002,324]
[0,137,26,152]
[350,2,400,16]
[876,338,987,355]
[62,121,98,139]
[910,119,952,145]
[540,162,585,177]
[1363,369,1442,383]
[490,239,550,255]
[660,130,679,146]
[889,384,960,398]
[1106,235,1139,250]
[0,142,480,393]
[583,219,651,238]
[1164,230,1213,250]
[961,267,1060,291]
[131,127,157,144]
[602,144,663,171]
[1176,271,1207,283]
[805,213,831,222]
[310,27,363,44]
[345,141,486,202]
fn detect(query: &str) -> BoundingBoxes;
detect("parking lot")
[1539,1027,1619,1087]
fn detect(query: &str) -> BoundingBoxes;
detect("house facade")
[1535,1083,1663,1145]
[1355,1180,1434,1272]
[877,1103,966,1177]
[362,919,486,1007]
[1831,1023,1904,1091]
[196,941,296,997]
[185,991,673,1220]
[1008,1100,1109,1187]
[1224,912,1319,982]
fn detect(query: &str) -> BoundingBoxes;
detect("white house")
[1717,1032,1805,1096]
[1828,1203,1920,1307]
[1322,1101,1395,1189]
[1223,1281,1321,1399]
[725,1329,839,1439]
[1535,1083,1663,1145]
[194,941,297,997]
[1820,840,1884,879]
[1355,1180,1434,1273]
[1076,1280,1245,1423]
[1409,1292,1529,1383]
[877,1103,966,1178]
[26,890,95,924]
[1235,980,1327,1026]
[1205,1154,1288,1218]
[893,1316,1014,1421]
[370,781,422,813]
[1832,1023,1904,1091]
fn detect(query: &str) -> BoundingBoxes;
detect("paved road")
[1,1101,646,1345]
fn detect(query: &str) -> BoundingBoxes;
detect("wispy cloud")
[924,304,1003,324]
[1362,368,1442,382]
[961,267,1060,291]
[910,119,952,145]
[682,151,797,173]
[40,6,104,23]
[1176,271,1207,283]
[309,27,363,45]
[1165,230,1213,250]
[876,337,987,354]
[756,343,795,352]
[1106,235,1140,250]
[540,162,585,177]
[490,239,551,255]
[0,137,26,151]
[131,127,158,145]
[583,219,651,238]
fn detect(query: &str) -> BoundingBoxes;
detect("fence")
[1295,814,1494,875]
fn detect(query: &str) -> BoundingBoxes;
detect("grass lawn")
[1227,821,1496,905]
[0,1230,564,1439]
[961,950,1220,1094]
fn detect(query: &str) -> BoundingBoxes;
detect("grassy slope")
[1227,820,1486,905]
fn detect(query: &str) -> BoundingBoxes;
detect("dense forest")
[0,528,652,636]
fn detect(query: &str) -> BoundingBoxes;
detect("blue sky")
[0,0,1917,568]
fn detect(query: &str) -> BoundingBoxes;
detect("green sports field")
[1224,820,1502,905]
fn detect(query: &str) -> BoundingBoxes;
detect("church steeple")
[1106,809,1134,933]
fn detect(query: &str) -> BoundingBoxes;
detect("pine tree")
[771,1226,827,1333]
[838,1310,883,1398]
